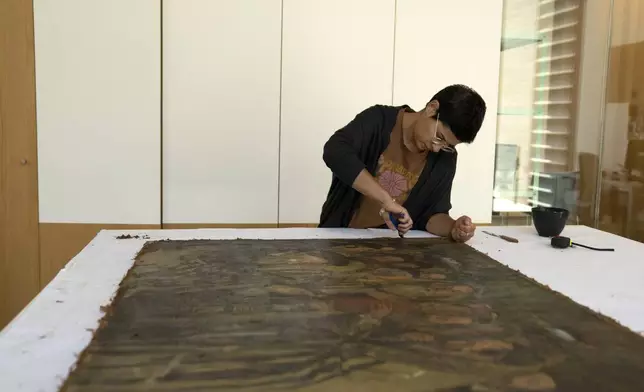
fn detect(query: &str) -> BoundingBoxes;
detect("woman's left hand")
[450,215,476,243]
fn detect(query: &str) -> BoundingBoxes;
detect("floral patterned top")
[349,109,426,229]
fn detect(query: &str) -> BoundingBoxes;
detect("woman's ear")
[425,100,440,117]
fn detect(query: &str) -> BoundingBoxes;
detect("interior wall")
[393,0,503,223]
[32,0,504,229]
[34,0,161,225]
[279,0,503,224]
[278,0,396,224]
[25,0,505,301]
[162,0,282,225]
[33,0,162,285]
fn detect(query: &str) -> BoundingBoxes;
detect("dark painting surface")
[62,239,644,392]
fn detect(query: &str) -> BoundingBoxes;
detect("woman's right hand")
[349,170,413,234]
[380,199,413,234]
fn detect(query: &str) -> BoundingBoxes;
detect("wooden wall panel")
[0,0,41,328]
[33,0,161,225]
[607,41,644,104]
[279,0,395,224]
[393,0,503,224]
[611,0,644,47]
[39,223,159,287]
[162,0,282,225]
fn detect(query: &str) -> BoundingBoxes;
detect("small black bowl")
[532,207,569,237]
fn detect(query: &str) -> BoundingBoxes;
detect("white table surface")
[1,226,643,392]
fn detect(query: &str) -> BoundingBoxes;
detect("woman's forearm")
[351,169,392,206]
[426,213,455,237]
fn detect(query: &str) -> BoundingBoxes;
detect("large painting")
[62,239,644,391]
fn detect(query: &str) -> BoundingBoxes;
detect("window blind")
[530,0,584,208]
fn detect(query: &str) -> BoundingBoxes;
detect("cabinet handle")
[20,159,28,165]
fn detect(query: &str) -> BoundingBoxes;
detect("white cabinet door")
[34,0,161,224]
[162,0,282,225]
[279,0,396,224]
[393,0,503,224]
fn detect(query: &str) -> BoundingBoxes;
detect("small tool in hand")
[482,230,519,243]
[389,212,404,238]
[551,236,614,251]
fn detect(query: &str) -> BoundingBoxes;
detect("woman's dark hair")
[430,84,486,143]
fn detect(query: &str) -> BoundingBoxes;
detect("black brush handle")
[572,242,615,252]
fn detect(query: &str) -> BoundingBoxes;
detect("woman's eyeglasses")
[431,113,455,153]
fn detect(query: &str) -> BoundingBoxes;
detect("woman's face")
[412,111,460,154]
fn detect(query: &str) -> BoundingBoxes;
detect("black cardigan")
[319,105,457,230]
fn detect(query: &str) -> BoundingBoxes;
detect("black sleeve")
[414,154,456,230]
[322,106,383,186]
[431,175,454,215]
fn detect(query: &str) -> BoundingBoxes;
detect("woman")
[319,84,486,242]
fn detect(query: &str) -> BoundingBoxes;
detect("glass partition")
[494,0,644,244]
[494,0,587,226]
[597,0,644,242]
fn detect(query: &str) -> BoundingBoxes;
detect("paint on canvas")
[61,239,644,391]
